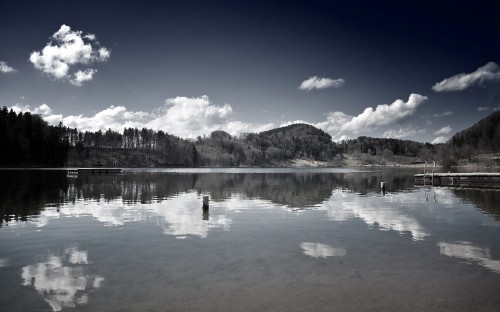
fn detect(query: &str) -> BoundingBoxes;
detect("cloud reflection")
[30,192,234,239]
[300,242,346,258]
[438,241,500,273]
[18,187,432,241]
[159,193,232,238]
[21,246,104,311]
[320,190,429,241]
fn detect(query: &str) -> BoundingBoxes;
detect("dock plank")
[66,168,122,176]
[415,172,500,188]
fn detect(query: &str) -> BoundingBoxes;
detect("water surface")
[1,168,500,311]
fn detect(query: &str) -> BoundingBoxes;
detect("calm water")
[1,168,500,311]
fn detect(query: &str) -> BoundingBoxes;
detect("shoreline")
[1,163,497,171]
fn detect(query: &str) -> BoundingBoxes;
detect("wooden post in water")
[432,160,435,186]
[424,161,427,186]
[202,195,209,214]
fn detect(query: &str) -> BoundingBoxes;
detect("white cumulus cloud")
[71,69,97,86]
[299,76,345,91]
[431,136,447,144]
[0,61,16,73]
[55,105,152,132]
[224,120,275,136]
[432,61,500,92]
[10,94,427,141]
[9,104,151,132]
[10,96,275,138]
[316,93,427,136]
[146,95,233,137]
[9,103,53,115]
[477,106,490,111]
[279,94,427,141]
[343,94,427,132]
[383,127,417,139]
[29,24,110,86]
[434,126,452,135]
[146,95,275,138]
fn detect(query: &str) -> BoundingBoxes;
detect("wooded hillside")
[2,106,499,168]
[450,110,500,151]
[0,107,69,166]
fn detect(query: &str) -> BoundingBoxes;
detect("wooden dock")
[415,172,500,188]
[67,168,122,176]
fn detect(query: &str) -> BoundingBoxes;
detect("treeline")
[340,136,435,159]
[434,110,500,168]
[66,123,436,167]
[0,107,69,166]
[65,127,197,166]
[65,123,340,167]
[4,106,498,168]
[0,107,437,168]
[194,124,340,166]
[450,110,500,153]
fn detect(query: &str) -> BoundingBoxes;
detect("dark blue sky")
[1,0,499,142]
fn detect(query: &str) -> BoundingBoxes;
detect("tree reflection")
[0,170,68,226]
[451,189,500,222]
[3,169,499,228]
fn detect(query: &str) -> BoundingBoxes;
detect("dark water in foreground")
[1,168,500,311]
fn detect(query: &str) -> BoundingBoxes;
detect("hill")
[450,110,500,151]
[260,123,331,138]
[194,123,340,166]
[3,105,498,168]
[440,110,500,168]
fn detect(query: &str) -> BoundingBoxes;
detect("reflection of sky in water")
[438,241,500,274]
[300,242,346,258]
[2,172,500,312]
[21,246,104,312]
[10,188,464,242]
[319,189,429,241]
[9,187,498,247]
[21,192,279,239]
[161,193,232,238]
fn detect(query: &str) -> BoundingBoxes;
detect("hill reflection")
[1,169,414,226]
[65,170,419,206]
[0,170,69,225]
[451,189,500,222]
[2,169,499,227]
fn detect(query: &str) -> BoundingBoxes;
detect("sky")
[1,0,500,143]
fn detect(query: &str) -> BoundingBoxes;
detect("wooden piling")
[202,195,209,213]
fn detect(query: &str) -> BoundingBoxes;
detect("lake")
[1,168,500,311]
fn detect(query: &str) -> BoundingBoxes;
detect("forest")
[62,123,433,167]
[0,107,69,166]
[448,110,500,157]
[1,106,499,168]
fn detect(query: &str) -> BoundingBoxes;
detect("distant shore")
[1,152,499,171]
